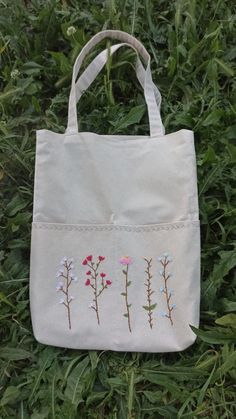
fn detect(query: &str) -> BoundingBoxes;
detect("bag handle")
[66,30,164,138]
[75,43,162,109]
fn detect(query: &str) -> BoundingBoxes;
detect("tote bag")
[30,30,200,352]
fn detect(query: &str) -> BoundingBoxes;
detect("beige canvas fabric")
[30,30,200,352]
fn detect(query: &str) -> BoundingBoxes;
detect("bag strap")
[66,30,164,138]
[75,43,162,109]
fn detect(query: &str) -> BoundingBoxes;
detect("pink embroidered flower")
[85,279,90,286]
[100,272,106,278]
[106,280,112,286]
[98,256,105,261]
[119,256,133,265]
[82,259,88,265]
[86,255,93,261]
[86,270,91,275]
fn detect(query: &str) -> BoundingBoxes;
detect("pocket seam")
[32,220,200,232]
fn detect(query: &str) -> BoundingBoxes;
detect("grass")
[0,0,236,417]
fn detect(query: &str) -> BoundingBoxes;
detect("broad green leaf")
[0,347,32,360]
[215,314,236,328]
[214,58,234,77]
[110,105,146,132]
[190,326,236,344]
[64,356,90,407]
[0,386,20,406]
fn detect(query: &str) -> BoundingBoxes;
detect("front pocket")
[30,220,200,352]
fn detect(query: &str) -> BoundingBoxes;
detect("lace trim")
[32,220,199,233]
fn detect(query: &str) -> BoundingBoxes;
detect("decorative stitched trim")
[32,220,199,232]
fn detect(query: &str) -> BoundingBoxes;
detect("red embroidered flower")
[87,255,93,261]
[106,280,112,286]
[100,272,106,278]
[86,270,91,275]
[82,259,88,265]
[98,256,105,261]
[85,279,90,286]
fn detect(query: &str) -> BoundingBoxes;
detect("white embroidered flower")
[59,298,65,304]
[167,272,172,277]
[56,270,63,278]
[167,256,173,262]
[56,283,63,291]
[158,256,163,262]
[159,269,164,276]
[69,296,75,302]
[172,304,177,309]
[10,69,20,79]
[163,252,169,258]
[60,256,68,265]
[71,274,78,282]
[89,303,95,309]
[70,264,74,270]
[68,257,74,263]
[159,287,164,292]
[67,26,76,36]
[161,311,168,318]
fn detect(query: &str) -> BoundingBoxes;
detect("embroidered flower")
[70,274,78,282]
[82,255,111,325]
[119,256,133,265]
[106,280,112,285]
[56,281,63,291]
[56,256,77,330]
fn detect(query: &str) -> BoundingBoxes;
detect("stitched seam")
[32,221,200,232]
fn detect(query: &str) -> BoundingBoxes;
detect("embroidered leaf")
[127,304,132,308]
[121,292,127,297]
[122,269,127,275]
[127,281,132,287]
[149,303,157,310]
[143,305,150,311]
[123,313,129,318]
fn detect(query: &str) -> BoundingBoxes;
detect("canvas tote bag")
[30,30,200,352]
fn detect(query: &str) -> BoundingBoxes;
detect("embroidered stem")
[143,258,156,329]
[83,255,111,325]
[56,258,77,330]
[120,264,132,333]
[159,255,175,326]
[87,260,101,325]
